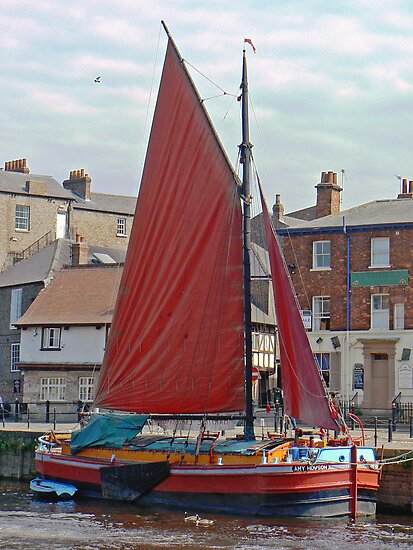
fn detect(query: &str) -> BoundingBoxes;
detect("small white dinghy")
[30,478,78,498]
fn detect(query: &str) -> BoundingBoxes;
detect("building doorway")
[370,353,389,409]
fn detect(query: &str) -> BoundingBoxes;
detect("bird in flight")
[94,76,101,83]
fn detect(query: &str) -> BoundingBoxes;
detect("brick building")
[0,159,74,271]
[63,169,136,248]
[0,159,137,272]
[275,172,413,411]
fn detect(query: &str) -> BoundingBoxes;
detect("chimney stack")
[63,169,91,200]
[272,194,285,223]
[4,158,30,174]
[315,170,342,218]
[71,234,89,266]
[397,177,413,199]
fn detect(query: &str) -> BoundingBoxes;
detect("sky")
[1,0,413,214]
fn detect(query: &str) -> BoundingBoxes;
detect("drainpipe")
[343,217,351,405]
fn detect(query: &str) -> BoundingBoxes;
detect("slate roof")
[72,192,137,215]
[0,169,73,200]
[286,205,318,221]
[0,240,126,288]
[16,265,123,326]
[284,198,413,230]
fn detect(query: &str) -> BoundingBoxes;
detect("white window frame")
[42,327,62,350]
[312,241,331,270]
[370,237,390,268]
[117,218,127,237]
[312,296,330,331]
[394,303,405,330]
[11,343,20,372]
[40,378,66,401]
[371,294,389,330]
[15,205,30,231]
[314,352,330,388]
[10,287,22,329]
[79,377,95,402]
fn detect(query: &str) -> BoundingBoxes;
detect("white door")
[56,212,67,239]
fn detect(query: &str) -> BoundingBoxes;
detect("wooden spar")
[240,47,255,439]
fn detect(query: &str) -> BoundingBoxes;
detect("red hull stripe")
[35,453,379,496]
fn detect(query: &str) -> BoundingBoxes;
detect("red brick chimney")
[63,169,91,200]
[4,158,30,174]
[315,171,342,218]
[71,234,89,266]
[397,178,413,199]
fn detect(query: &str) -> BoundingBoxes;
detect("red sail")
[94,40,245,414]
[260,187,339,431]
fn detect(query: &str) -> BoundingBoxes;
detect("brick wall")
[0,283,43,402]
[377,448,413,513]
[283,228,413,331]
[0,193,70,270]
[70,208,133,249]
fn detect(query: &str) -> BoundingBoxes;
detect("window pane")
[371,237,389,266]
[117,218,126,236]
[42,327,61,349]
[10,288,22,328]
[40,378,66,401]
[394,303,404,330]
[313,241,330,269]
[11,343,20,372]
[15,205,30,230]
[371,294,389,329]
[314,353,330,387]
[79,377,95,401]
[313,297,330,331]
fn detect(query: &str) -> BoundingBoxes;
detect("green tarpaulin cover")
[70,413,149,454]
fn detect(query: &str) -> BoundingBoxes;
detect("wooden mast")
[240,47,255,438]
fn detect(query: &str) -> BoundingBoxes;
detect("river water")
[0,481,412,549]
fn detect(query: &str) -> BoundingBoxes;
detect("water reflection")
[0,481,411,549]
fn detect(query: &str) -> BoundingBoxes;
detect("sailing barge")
[34,23,380,517]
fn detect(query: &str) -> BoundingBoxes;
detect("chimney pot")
[409,180,413,193]
[402,178,408,194]
[321,171,326,183]
[327,171,334,183]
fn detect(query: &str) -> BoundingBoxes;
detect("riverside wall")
[0,431,41,480]
[377,448,413,514]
